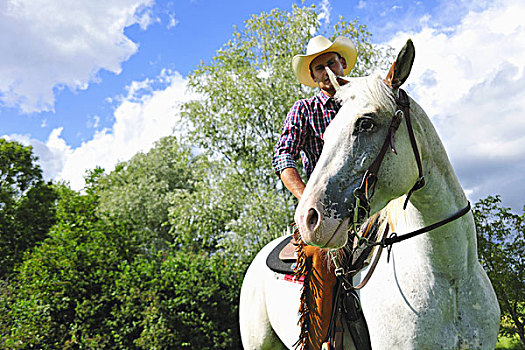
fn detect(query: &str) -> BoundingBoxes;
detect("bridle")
[351,88,425,238]
[332,87,471,290]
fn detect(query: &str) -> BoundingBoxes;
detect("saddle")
[266,235,300,275]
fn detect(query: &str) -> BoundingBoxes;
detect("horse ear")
[326,67,342,92]
[384,39,415,89]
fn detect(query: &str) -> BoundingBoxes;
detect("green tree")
[96,136,209,251]
[180,4,391,257]
[0,139,57,277]
[183,5,390,176]
[1,181,243,349]
[166,161,292,258]
[474,195,525,347]
[2,184,144,349]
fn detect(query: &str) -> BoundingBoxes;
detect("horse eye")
[356,118,375,133]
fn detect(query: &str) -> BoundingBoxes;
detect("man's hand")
[280,168,306,200]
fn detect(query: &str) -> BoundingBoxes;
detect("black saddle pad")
[266,235,296,275]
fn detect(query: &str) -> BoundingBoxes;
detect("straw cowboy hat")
[292,35,357,87]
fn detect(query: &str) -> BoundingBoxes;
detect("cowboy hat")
[292,35,357,87]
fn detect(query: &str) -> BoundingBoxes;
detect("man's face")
[310,52,347,96]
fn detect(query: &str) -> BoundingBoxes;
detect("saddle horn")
[384,39,415,89]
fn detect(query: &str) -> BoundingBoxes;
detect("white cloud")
[87,115,101,129]
[2,129,67,182]
[0,0,155,113]
[167,12,179,29]
[4,70,195,190]
[317,0,332,26]
[385,0,525,210]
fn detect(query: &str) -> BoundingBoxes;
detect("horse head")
[295,39,423,248]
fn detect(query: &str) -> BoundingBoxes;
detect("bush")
[114,252,243,349]
[1,185,243,349]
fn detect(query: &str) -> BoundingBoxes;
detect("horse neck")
[408,100,469,222]
[386,103,478,274]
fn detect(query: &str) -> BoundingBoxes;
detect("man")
[271,36,359,350]
[273,35,357,199]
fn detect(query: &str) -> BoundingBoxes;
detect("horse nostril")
[306,208,320,231]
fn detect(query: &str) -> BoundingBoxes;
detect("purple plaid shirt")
[273,91,341,179]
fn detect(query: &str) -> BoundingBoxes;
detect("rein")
[381,201,471,249]
[332,200,471,295]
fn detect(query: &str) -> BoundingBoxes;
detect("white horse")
[240,41,500,349]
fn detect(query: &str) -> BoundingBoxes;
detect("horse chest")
[359,249,498,349]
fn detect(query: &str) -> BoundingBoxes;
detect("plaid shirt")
[273,91,341,179]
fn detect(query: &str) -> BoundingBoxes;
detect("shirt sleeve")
[272,100,308,176]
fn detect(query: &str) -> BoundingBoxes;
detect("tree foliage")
[1,182,242,349]
[96,136,209,251]
[183,5,391,180]
[474,195,525,347]
[2,184,140,349]
[0,139,57,277]
[114,252,243,349]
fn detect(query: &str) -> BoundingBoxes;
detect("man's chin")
[320,85,335,95]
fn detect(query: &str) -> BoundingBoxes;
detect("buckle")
[334,267,344,277]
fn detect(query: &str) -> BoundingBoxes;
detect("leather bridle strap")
[397,89,425,209]
[382,201,471,248]
[354,88,425,209]
[354,100,403,202]
[332,202,472,291]
[352,224,390,290]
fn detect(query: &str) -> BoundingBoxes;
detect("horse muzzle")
[295,198,351,249]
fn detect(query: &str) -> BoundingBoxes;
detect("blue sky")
[1,0,525,211]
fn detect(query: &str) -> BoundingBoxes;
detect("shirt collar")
[318,90,335,106]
